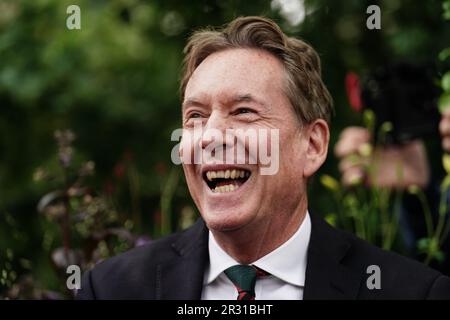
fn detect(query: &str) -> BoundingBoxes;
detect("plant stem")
[128,164,141,232]
[62,168,71,265]
[435,185,448,243]
[386,189,403,250]
[160,167,180,236]
[416,188,434,239]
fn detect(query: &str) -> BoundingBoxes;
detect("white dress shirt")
[201,212,311,300]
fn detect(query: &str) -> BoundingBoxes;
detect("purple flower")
[134,235,152,247]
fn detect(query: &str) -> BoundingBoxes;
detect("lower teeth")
[213,184,237,193]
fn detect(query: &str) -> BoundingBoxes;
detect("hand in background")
[334,127,370,186]
[334,127,430,189]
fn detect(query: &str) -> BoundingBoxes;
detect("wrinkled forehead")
[183,48,286,106]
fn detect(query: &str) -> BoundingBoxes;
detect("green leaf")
[444,1,450,20]
[358,143,373,157]
[443,154,450,174]
[442,72,450,92]
[380,121,393,134]
[435,250,446,263]
[439,93,450,112]
[320,174,340,193]
[407,185,420,195]
[440,174,450,191]
[445,1,450,12]
[417,238,430,252]
[363,109,376,131]
[439,48,450,61]
[324,213,337,227]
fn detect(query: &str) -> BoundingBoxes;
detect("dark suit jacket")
[77,214,450,299]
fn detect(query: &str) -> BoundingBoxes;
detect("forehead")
[184,48,285,104]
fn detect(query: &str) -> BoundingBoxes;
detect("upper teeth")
[206,169,249,181]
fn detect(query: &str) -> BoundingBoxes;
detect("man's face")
[181,48,311,232]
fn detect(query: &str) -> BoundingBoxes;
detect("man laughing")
[78,16,450,300]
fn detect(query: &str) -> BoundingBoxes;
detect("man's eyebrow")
[182,98,205,110]
[232,94,266,107]
[182,94,267,109]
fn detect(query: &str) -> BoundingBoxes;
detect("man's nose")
[200,111,232,150]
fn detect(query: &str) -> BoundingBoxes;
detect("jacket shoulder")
[333,223,450,299]
[77,221,204,299]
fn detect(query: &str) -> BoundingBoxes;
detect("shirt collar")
[204,211,311,287]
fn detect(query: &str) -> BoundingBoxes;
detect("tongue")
[216,179,243,188]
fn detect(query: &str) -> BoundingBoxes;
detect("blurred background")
[0,0,449,298]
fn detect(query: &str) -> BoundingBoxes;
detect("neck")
[211,197,308,264]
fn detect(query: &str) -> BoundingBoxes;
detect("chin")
[201,206,256,232]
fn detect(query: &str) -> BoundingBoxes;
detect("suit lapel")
[156,219,209,299]
[303,215,362,299]
[154,215,363,300]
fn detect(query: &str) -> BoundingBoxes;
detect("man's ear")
[303,119,330,178]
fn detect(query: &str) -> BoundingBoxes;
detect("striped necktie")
[224,265,270,300]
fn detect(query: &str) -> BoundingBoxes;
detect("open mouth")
[203,169,251,193]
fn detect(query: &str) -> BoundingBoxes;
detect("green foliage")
[320,113,404,251]
[1,0,450,298]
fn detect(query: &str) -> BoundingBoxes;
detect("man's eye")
[189,113,202,119]
[236,108,253,115]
